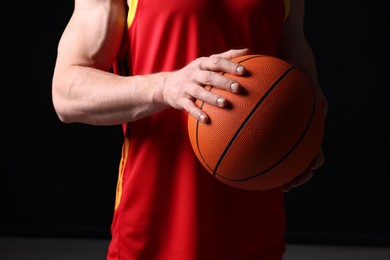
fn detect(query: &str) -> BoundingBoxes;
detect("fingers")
[163,49,251,123]
[198,55,246,79]
[189,84,228,107]
[281,148,325,192]
[310,148,325,170]
[180,85,228,123]
[182,50,250,122]
[181,98,209,123]
[211,48,251,60]
[191,49,249,97]
[281,169,313,192]
[195,69,242,93]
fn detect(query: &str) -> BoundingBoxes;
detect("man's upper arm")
[56,0,127,71]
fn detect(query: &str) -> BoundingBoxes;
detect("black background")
[5,1,390,246]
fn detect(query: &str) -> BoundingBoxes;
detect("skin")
[52,0,328,191]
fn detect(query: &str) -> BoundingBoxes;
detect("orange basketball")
[187,54,325,191]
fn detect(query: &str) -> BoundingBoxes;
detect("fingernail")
[230,82,240,92]
[217,97,225,106]
[199,114,206,122]
[236,65,245,74]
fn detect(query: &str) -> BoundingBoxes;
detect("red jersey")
[108,1,290,259]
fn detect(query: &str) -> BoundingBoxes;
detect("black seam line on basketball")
[195,55,267,174]
[236,55,267,64]
[195,92,215,173]
[217,69,318,182]
[213,66,296,178]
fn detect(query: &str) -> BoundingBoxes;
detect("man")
[52,0,327,259]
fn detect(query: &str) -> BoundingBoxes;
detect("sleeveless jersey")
[108,1,290,259]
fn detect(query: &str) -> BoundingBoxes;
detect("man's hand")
[281,148,325,192]
[160,48,251,123]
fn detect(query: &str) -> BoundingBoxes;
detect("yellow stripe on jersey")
[284,0,291,20]
[127,0,139,28]
[114,135,130,210]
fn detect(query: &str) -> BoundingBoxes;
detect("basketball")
[187,54,325,191]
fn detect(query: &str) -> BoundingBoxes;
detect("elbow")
[52,95,74,124]
[52,79,75,124]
